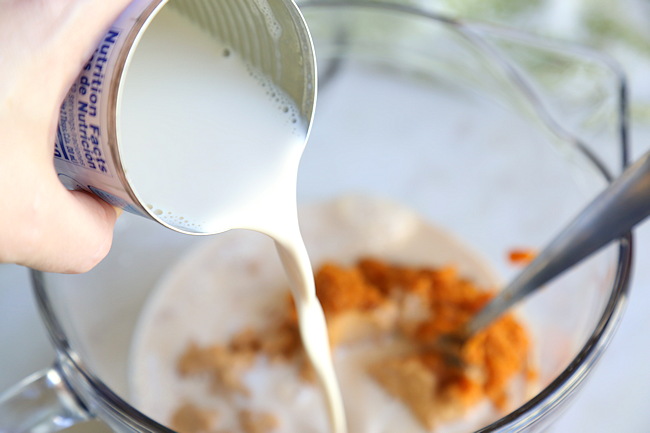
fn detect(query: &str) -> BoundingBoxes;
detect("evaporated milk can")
[53,0,316,234]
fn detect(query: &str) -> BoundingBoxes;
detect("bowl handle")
[0,364,89,432]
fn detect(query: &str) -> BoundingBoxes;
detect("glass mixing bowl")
[0,1,631,432]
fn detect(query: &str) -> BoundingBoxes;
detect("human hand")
[0,0,133,273]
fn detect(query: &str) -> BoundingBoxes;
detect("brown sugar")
[295,262,399,347]
[315,262,386,315]
[369,355,469,429]
[170,402,218,433]
[176,329,260,396]
[258,319,303,362]
[239,409,280,433]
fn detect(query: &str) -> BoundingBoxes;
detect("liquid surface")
[129,195,503,433]
[121,6,345,433]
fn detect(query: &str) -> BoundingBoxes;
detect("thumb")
[21,186,121,274]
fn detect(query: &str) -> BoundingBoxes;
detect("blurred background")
[1,0,649,431]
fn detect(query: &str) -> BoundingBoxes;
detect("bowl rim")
[31,1,633,431]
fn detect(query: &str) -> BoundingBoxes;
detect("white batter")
[129,195,503,433]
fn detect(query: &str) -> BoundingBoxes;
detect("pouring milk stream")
[54,3,347,433]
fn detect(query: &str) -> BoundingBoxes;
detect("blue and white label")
[54,29,121,177]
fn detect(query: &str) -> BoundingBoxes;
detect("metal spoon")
[442,150,650,358]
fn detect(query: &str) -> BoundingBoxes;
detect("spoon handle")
[466,151,650,337]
